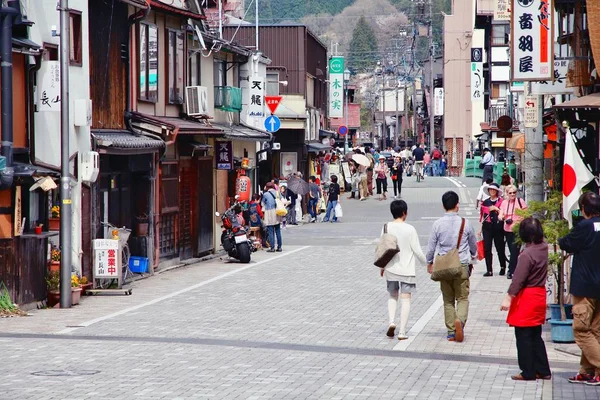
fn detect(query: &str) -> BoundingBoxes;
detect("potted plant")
[49,205,60,231]
[79,276,92,295]
[135,214,149,236]
[71,275,82,305]
[45,271,60,307]
[49,247,60,273]
[514,191,574,342]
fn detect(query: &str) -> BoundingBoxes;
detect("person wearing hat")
[480,182,507,276]
[374,155,390,200]
[481,148,495,183]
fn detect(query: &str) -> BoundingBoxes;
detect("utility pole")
[59,0,72,308]
[395,84,399,148]
[523,83,544,202]
[412,81,418,143]
[428,0,435,149]
[382,75,386,150]
[403,82,409,148]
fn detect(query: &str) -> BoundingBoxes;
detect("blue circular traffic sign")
[338,125,348,136]
[264,115,281,133]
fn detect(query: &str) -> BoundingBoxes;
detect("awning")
[30,176,57,192]
[118,0,149,8]
[13,162,60,178]
[129,112,223,144]
[553,93,600,110]
[12,37,41,55]
[92,129,165,155]
[506,133,525,152]
[306,142,331,153]
[213,123,271,142]
[146,0,204,19]
[319,129,335,137]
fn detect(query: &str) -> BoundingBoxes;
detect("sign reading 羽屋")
[470,48,483,102]
[216,141,233,170]
[248,77,265,118]
[434,88,444,116]
[328,56,344,118]
[511,0,553,81]
[531,59,571,94]
[38,61,61,112]
[494,0,511,21]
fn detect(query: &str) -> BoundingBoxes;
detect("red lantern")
[236,175,251,202]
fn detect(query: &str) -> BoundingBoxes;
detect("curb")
[542,378,553,400]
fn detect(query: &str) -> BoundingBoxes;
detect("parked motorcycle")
[215,197,253,263]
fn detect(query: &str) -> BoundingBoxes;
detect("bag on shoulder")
[374,223,400,268]
[270,192,288,217]
[478,162,485,169]
[431,218,466,282]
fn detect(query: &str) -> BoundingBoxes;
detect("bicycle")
[98,222,133,289]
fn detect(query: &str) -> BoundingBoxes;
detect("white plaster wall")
[28,0,91,273]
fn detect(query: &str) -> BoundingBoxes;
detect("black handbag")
[478,162,485,169]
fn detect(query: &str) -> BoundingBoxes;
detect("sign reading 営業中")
[511,0,553,81]
[434,88,444,116]
[94,239,120,279]
[328,56,344,118]
[247,77,265,118]
[216,141,233,170]
[38,61,61,112]
[494,0,511,21]
[531,59,571,94]
[470,48,483,102]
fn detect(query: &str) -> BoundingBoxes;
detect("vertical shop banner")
[216,141,233,170]
[434,88,444,116]
[328,56,344,118]
[494,0,511,21]
[248,77,265,118]
[94,239,120,278]
[470,48,484,102]
[511,0,553,81]
[38,61,61,112]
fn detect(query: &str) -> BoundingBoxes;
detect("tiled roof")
[92,130,164,151]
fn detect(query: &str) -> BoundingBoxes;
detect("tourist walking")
[480,183,507,276]
[500,217,551,381]
[322,175,340,223]
[390,156,403,199]
[379,200,427,340]
[374,156,389,201]
[559,192,600,385]
[426,191,477,342]
[307,176,320,223]
[480,148,495,183]
[261,182,283,252]
[499,185,527,279]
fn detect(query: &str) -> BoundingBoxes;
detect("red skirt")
[506,287,547,327]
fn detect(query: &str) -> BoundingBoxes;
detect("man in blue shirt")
[481,148,495,183]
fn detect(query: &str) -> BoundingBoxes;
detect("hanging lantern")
[236,170,251,202]
[241,158,250,169]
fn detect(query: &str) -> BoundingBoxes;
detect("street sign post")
[524,96,538,128]
[265,96,282,114]
[264,115,281,133]
[338,125,348,136]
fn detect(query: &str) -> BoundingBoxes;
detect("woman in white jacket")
[380,200,427,340]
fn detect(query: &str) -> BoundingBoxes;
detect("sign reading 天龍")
[216,141,233,170]
[511,0,553,81]
[328,56,344,118]
[247,77,265,118]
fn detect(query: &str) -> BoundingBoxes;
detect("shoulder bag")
[270,192,288,217]
[374,223,400,268]
[431,218,466,282]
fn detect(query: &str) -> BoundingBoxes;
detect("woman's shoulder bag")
[374,223,400,268]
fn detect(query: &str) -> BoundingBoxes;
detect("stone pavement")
[0,176,598,399]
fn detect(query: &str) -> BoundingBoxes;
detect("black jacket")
[558,217,600,298]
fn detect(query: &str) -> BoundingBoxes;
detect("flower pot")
[549,304,573,320]
[47,290,60,308]
[49,261,60,273]
[48,217,60,231]
[80,282,93,296]
[549,319,575,343]
[135,222,149,236]
[71,287,82,305]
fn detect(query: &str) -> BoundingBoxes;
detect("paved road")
[1,176,597,399]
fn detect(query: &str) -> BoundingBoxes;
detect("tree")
[347,16,378,72]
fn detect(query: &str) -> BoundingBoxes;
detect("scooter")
[215,197,253,263]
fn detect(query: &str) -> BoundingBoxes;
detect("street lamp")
[343,68,350,152]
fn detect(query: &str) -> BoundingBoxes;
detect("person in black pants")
[390,156,403,199]
[480,183,507,276]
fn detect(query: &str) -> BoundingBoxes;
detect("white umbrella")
[352,153,371,167]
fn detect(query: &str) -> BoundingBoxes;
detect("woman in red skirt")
[500,217,552,381]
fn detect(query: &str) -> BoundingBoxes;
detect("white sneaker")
[397,332,408,340]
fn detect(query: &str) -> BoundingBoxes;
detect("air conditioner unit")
[272,142,281,150]
[80,151,99,183]
[185,86,209,116]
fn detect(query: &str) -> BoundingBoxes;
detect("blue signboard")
[338,125,348,136]
[264,115,281,133]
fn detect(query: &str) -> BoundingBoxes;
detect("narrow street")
[0,178,596,400]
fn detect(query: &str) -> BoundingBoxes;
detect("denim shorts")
[386,281,416,295]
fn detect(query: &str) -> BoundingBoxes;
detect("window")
[69,11,82,66]
[491,83,508,99]
[43,43,58,61]
[266,72,279,95]
[213,59,226,87]
[188,51,201,87]
[139,23,159,102]
[491,24,509,46]
[167,30,185,104]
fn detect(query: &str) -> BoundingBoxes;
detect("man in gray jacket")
[426,191,478,342]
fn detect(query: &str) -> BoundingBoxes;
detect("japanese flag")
[563,131,595,226]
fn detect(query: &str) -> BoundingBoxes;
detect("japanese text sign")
[38,61,61,112]
[471,48,484,102]
[495,0,511,21]
[247,77,265,118]
[531,59,571,94]
[434,88,444,116]
[216,141,233,170]
[511,0,553,81]
[328,56,344,118]
[94,239,120,279]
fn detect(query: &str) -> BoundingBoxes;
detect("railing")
[485,105,520,129]
[214,86,242,112]
[491,36,509,46]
